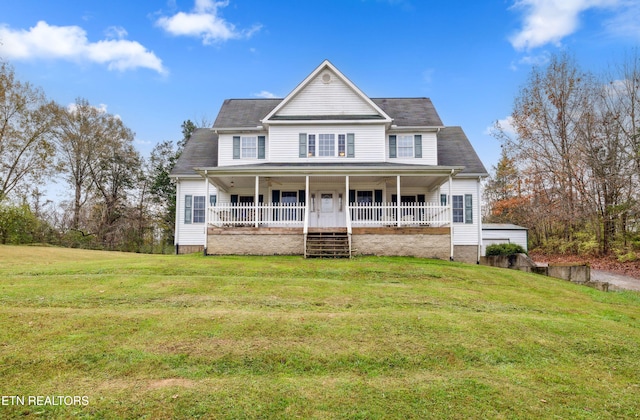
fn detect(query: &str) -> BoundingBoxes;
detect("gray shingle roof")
[212,97,443,128]
[170,128,218,176]
[437,127,488,176]
[213,99,281,128]
[372,98,443,127]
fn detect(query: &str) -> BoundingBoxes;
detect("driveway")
[591,270,640,292]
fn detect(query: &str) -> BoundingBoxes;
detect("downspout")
[449,170,454,261]
[396,175,401,227]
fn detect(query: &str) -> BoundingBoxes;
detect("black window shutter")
[414,135,422,158]
[230,194,239,204]
[298,190,306,204]
[233,136,240,159]
[271,190,280,203]
[465,194,473,224]
[299,133,307,158]
[417,194,426,203]
[349,189,356,204]
[347,133,355,158]
[184,195,192,224]
[389,135,397,158]
[258,136,266,159]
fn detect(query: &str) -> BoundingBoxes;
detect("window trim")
[184,195,206,224]
[301,133,353,158]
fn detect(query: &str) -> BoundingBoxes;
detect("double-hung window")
[397,135,414,157]
[451,194,473,224]
[318,134,335,157]
[241,136,257,158]
[299,133,354,158]
[184,195,206,224]
[233,136,265,159]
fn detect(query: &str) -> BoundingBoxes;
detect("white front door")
[310,190,345,228]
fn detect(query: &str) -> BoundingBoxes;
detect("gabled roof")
[212,97,443,129]
[261,60,392,124]
[437,126,488,176]
[170,128,218,177]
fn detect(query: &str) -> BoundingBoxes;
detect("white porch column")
[304,175,310,235]
[255,175,259,228]
[204,171,209,254]
[345,175,351,234]
[396,175,401,226]
[449,171,454,260]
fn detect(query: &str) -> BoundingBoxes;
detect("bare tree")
[0,61,58,201]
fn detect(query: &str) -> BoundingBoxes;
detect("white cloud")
[0,21,167,75]
[509,0,620,50]
[485,116,517,137]
[156,0,261,45]
[254,90,278,98]
[66,102,122,120]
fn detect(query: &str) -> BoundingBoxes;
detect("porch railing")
[209,202,306,227]
[349,202,449,227]
[208,202,449,228]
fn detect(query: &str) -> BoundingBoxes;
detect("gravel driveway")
[591,270,640,291]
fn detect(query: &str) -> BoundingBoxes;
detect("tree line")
[485,50,640,257]
[0,60,195,252]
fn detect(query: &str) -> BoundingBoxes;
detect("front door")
[310,190,345,228]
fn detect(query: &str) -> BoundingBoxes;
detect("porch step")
[306,231,350,258]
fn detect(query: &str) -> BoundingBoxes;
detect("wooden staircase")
[305,229,350,258]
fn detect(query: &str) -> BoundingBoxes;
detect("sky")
[1,0,640,201]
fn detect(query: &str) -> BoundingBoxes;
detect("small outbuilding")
[482,223,528,255]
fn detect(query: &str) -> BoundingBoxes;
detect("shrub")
[486,243,527,256]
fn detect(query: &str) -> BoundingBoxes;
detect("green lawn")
[0,245,639,419]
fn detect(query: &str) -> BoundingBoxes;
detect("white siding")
[387,132,438,165]
[268,124,387,163]
[440,178,481,245]
[277,70,378,117]
[482,229,528,255]
[218,133,269,167]
[175,179,216,246]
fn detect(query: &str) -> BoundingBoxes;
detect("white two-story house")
[170,60,488,262]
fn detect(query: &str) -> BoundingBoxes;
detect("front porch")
[197,165,461,258]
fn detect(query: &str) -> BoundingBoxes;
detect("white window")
[185,195,206,224]
[241,136,257,158]
[318,134,335,156]
[397,135,414,157]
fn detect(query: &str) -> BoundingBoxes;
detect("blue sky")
[2,0,639,190]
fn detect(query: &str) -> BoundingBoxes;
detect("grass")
[0,245,639,419]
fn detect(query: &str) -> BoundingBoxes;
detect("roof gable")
[263,60,391,123]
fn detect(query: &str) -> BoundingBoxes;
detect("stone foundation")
[207,227,304,255]
[453,245,480,264]
[351,227,450,260]
[175,244,204,254]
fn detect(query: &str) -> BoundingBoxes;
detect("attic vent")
[321,73,332,84]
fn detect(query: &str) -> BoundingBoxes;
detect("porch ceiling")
[202,173,451,192]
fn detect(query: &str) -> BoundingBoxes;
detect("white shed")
[482,224,528,255]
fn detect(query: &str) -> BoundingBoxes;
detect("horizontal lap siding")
[269,124,386,162]
[176,179,209,246]
[278,71,377,116]
[218,133,268,167]
[440,178,481,245]
[387,132,438,165]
